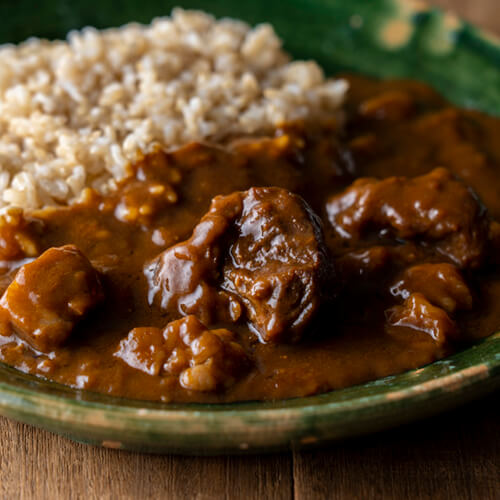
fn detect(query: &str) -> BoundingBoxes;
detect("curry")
[0,74,499,403]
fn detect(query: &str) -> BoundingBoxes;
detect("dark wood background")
[0,1,498,498]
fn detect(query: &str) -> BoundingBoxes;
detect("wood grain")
[0,1,499,499]
[431,0,500,36]
[0,394,497,499]
[0,418,293,499]
[292,394,499,500]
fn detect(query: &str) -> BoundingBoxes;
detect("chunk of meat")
[327,168,489,268]
[146,187,331,343]
[0,245,104,352]
[114,315,249,392]
[337,246,393,279]
[336,243,424,284]
[414,109,500,216]
[385,293,458,349]
[145,192,244,326]
[359,90,415,121]
[222,187,331,343]
[390,263,473,314]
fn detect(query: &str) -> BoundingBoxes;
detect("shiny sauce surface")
[0,74,499,403]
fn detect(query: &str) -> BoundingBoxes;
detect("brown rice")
[0,8,347,210]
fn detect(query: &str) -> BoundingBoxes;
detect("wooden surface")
[0,1,499,499]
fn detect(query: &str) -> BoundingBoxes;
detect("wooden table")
[0,1,498,498]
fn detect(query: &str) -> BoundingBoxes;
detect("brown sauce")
[0,74,499,403]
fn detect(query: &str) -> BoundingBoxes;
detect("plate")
[0,0,499,454]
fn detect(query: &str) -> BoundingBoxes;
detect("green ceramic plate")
[0,0,499,454]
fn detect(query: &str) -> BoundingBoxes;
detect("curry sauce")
[0,74,499,403]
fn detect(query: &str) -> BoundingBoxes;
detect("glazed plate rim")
[0,333,498,453]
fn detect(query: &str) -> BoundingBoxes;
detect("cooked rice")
[0,8,347,210]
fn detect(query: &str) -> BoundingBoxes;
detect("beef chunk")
[358,90,415,121]
[385,293,458,348]
[222,187,331,343]
[0,245,104,352]
[145,191,244,326]
[414,109,500,216]
[337,246,393,280]
[390,263,473,314]
[146,187,330,343]
[327,168,489,268]
[336,243,426,282]
[114,315,249,392]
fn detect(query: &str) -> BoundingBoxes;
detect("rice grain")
[0,8,347,209]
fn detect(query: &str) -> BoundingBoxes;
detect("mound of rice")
[0,8,347,210]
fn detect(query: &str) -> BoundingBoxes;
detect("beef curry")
[0,74,499,403]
